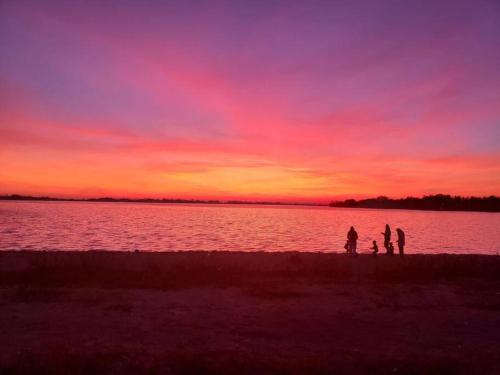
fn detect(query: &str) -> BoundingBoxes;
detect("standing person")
[370,240,379,256]
[381,224,391,253]
[347,226,358,255]
[396,228,405,256]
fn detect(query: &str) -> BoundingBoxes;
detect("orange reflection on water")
[1,201,499,254]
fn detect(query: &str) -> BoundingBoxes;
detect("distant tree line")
[329,194,500,212]
[3,194,498,211]
[0,194,318,206]
[0,194,222,204]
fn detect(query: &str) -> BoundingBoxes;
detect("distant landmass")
[0,194,320,207]
[2,194,499,212]
[329,194,500,212]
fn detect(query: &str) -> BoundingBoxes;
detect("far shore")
[1,251,499,374]
[2,193,500,212]
[0,195,324,207]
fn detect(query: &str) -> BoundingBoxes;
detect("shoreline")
[1,251,500,288]
[1,251,499,374]
[0,196,325,207]
[3,197,500,213]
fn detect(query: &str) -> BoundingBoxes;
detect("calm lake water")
[0,201,499,254]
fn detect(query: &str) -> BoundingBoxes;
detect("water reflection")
[0,201,499,254]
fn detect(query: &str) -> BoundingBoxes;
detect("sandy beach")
[1,251,499,374]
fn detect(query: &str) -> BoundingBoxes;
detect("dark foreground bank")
[1,251,499,374]
[1,251,500,287]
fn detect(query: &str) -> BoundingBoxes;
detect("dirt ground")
[0,252,499,374]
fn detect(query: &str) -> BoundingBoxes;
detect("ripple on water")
[0,201,499,254]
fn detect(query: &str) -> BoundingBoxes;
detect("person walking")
[347,226,358,255]
[396,228,405,256]
[381,224,391,254]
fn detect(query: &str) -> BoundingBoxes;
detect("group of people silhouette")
[345,224,405,256]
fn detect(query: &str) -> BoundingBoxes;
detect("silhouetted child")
[344,240,350,253]
[388,242,395,255]
[371,240,379,255]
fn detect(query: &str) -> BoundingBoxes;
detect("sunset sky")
[1,0,499,202]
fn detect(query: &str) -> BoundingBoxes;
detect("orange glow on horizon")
[1,1,499,201]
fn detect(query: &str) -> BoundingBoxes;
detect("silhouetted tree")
[329,194,500,212]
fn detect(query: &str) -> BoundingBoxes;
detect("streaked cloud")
[1,0,499,200]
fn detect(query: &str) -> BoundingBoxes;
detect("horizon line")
[1,193,499,205]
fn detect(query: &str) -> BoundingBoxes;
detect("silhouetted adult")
[381,224,391,253]
[347,226,358,255]
[396,228,405,256]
